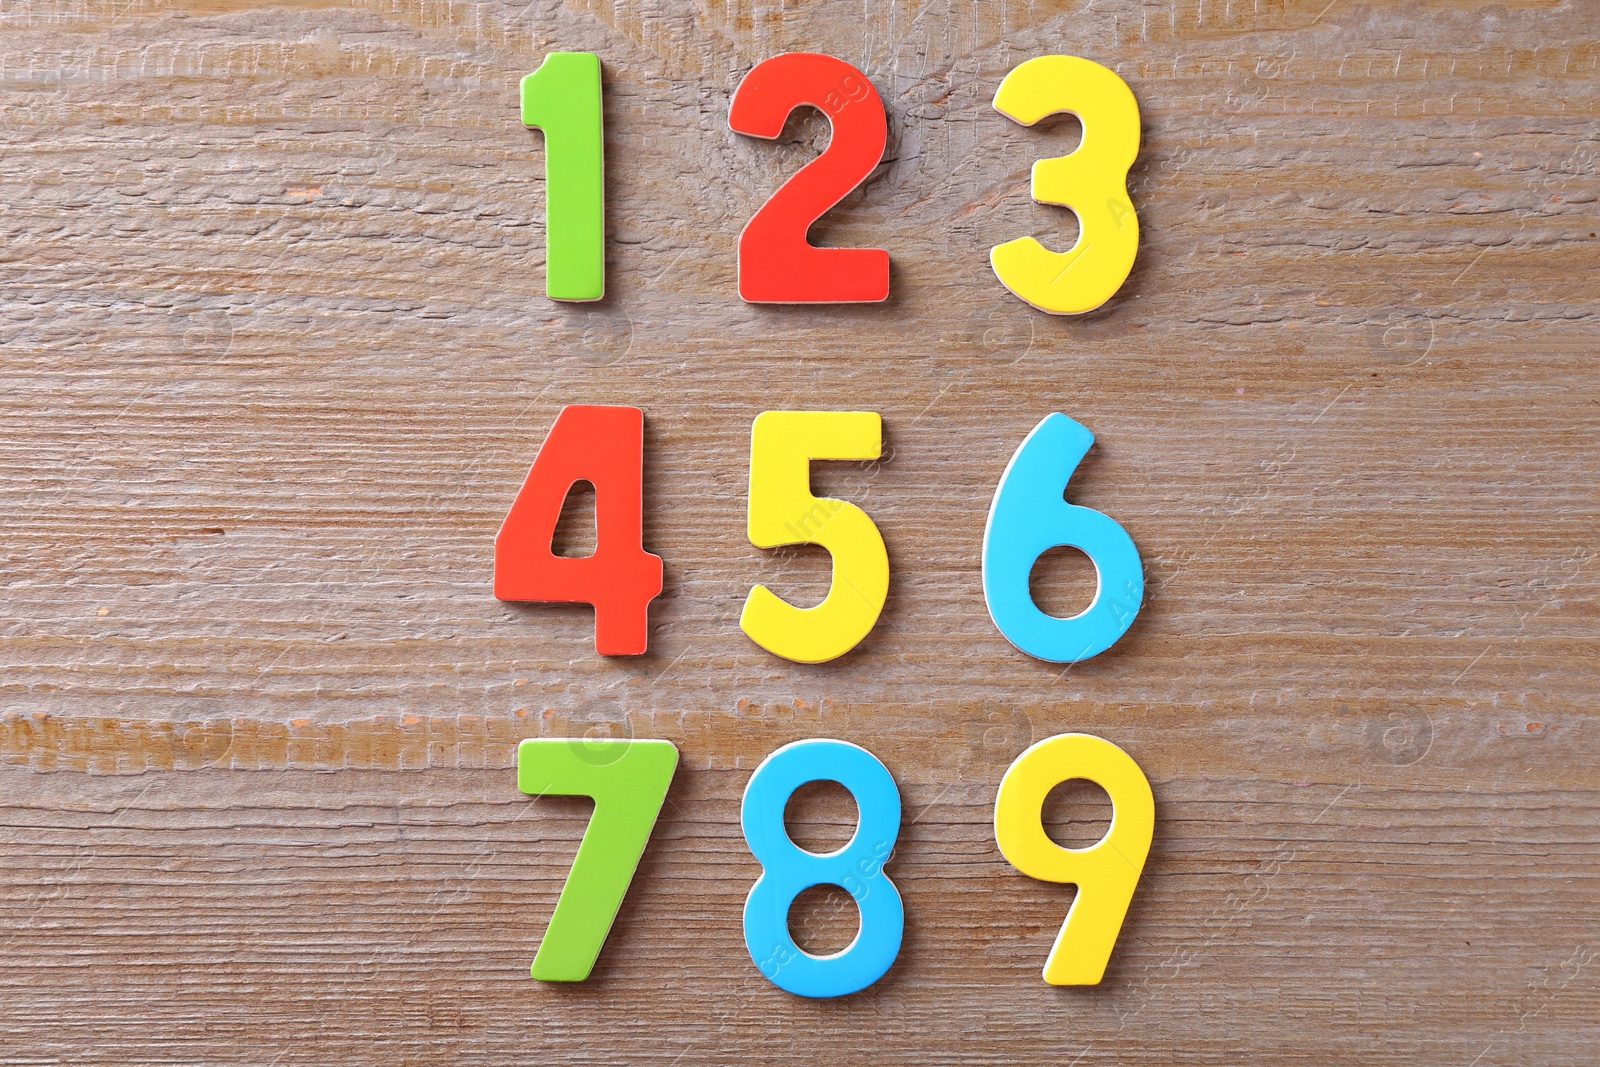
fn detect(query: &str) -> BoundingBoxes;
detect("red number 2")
[730,53,890,304]
[494,405,663,655]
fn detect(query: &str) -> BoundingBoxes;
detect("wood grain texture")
[0,0,1596,1063]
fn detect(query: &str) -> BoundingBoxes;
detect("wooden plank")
[0,0,1595,1063]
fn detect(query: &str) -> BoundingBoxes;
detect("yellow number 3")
[990,55,1141,315]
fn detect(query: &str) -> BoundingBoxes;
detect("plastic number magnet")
[521,52,606,301]
[994,732,1154,985]
[740,411,889,663]
[990,55,1141,314]
[518,738,679,981]
[982,413,1143,662]
[495,405,663,655]
[741,739,904,997]
[730,53,890,303]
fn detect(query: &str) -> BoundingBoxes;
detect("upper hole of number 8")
[994,111,1083,247]
[1028,545,1099,620]
[783,779,859,854]
[1041,777,1114,850]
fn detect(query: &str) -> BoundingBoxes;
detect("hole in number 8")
[741,739,903,997]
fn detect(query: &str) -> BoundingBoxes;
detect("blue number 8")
[741,739,903,998]
[983,413,1143,662]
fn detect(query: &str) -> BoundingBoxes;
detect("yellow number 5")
[990,55,1141,315]
[741,411,888,663]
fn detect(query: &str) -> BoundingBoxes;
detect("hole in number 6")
[994,732,1154,985]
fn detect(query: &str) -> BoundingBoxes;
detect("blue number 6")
[983,413,1143,662]
[741,739,903,998]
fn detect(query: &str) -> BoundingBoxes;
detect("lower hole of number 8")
[741,739,904,997]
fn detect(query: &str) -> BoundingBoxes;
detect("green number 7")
[516,738,679,981]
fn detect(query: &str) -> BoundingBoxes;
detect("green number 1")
[519,52,606,301]
[516,738,677,980]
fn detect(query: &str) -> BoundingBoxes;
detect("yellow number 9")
[993,732,1154,985]
[990,55,1141,315]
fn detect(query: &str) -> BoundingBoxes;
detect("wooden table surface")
[1,1,1596,1064]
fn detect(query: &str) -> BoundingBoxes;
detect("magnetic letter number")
[742,739,903,997]
[983,413,1142,662]
[730,53,890,303]
[495,405,663,655]
[742,411,889,663]
[520,52,606,301]
[990,55,1141,314]
[518,738,679,981]
[994,733,1154,985]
